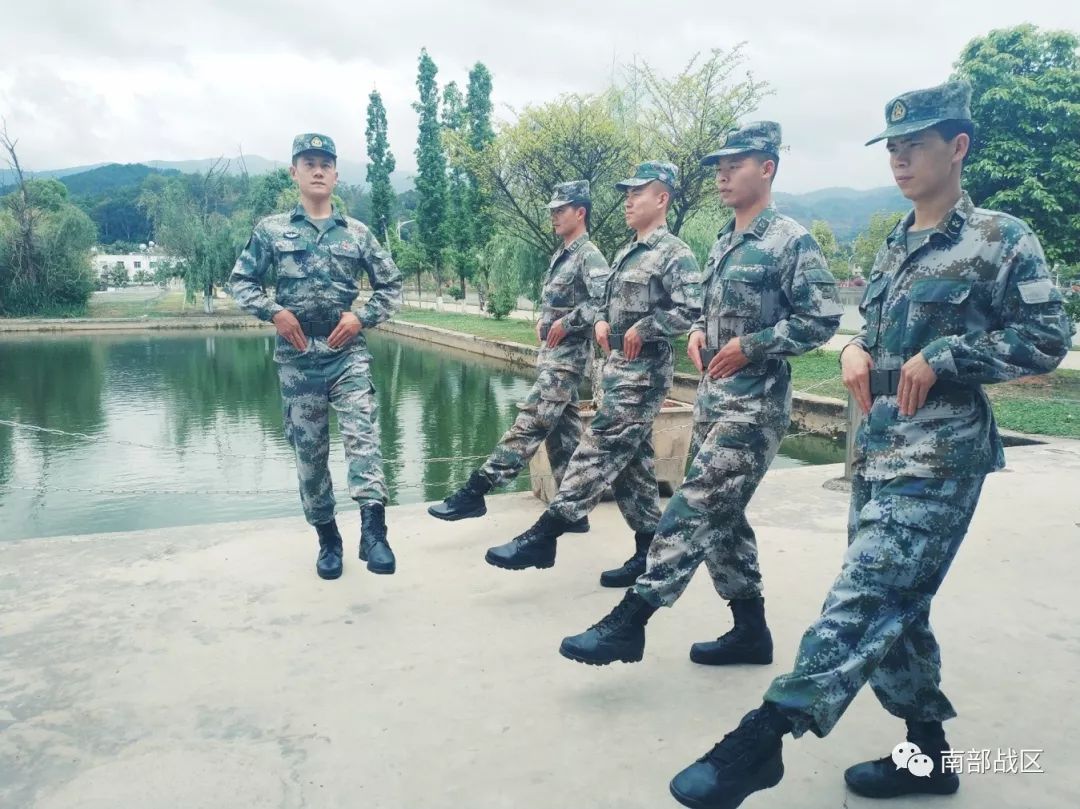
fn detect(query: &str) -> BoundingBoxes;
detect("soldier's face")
[887,131,962,201]
[550,204,574,237]
[290,153,338,201]
[624,183,668,230]
[713,156,771,209]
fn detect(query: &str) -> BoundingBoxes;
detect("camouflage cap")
[547,180,591,209]
[865,80,972,145]
[701,121,782,165]
[615,161,678,192]
[291,133,337,159]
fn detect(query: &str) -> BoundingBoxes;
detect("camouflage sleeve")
[562,246,611,333]
[352,228,403,328]
[921,229,1073,383]
[740,235,843,363]
[632,248,703,340]
[228,226,284,322]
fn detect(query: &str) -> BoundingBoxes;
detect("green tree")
[622,47,769,235]
[441,80,472,296]
[809,219,852,280]
[954,24,1080,266]
[413,48,449,294]
[245,168,294,219]
[365,90,396,242]
[487,91,635,264]
[465,62,496,304]
[851,211,903,277]
[0,126,96,316]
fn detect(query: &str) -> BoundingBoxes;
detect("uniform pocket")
[859,273,891,348]
[274,240,309,278]
[903,278,973,351]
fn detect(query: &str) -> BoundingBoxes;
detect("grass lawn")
[390,308,1080,439]
[86,290,241,319]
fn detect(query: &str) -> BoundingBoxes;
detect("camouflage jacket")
[600,225,702,341]
[692,207,842,424]
[850,193,1072,479]
[537,233,611,375]
[229,204,402,363]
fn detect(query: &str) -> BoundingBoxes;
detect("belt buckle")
[699,347,718,370]
[869,369,900,397]
[608,333,624,351]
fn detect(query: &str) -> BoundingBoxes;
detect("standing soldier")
[230,133,403,581]
[667,82,1072,809]
[559,123,842,666]
[484,162,702,582]
[427,181,610,531]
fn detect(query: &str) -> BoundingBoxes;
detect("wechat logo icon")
[892,742,935,778]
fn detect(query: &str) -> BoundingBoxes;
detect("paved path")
[2,440,1078,808]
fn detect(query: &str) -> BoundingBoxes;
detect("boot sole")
[427,504,488,521]
[669,759,784,809]
[484,550,555,570]
[689,651,773,666]
[844,775,960,798]
[599,574,640,588]
[559,643,642,665]
[317,568,343,580]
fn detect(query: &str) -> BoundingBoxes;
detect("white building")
[91,244,179,282]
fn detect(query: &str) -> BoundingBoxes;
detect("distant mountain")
[59,163,180,196]
[0,162,110,187]
[774,186,908,241]
[143,156,414,192]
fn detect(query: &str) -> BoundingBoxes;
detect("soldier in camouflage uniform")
[559,123,842,667]
[230,133,403,581]
[485,162,703,580]
[668,82,1072,809]
[427,182,610,529]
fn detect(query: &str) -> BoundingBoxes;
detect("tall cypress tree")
[465,63,495,252]
[364,89,396,242]
[413,48,448,291]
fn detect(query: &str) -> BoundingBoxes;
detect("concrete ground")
[2,442,1078,809]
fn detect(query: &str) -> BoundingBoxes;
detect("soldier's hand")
[328,311,363,349]
[623,326,643,360]
[546,318,568,348]
[840,344,874,415]
[709,337,749,379]
[897,353,937,417]
[272,309,307,352]
[535,319,543,343]
[595,321,612,354]
[688,331,706,373]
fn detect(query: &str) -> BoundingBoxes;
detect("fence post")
[844,392,865,481]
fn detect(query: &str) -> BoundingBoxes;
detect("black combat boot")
[564,516,590,533]
[359,503,396,575]
[484,511,568,570]
[599,530,652,588]
[689,597,773,666]
[669,702,791,809]
[314,519,343,580]
[844,720,960,798]
[559,589,657,665]
[428,470,492,521]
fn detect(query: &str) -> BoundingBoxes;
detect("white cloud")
[2,0,1078,192]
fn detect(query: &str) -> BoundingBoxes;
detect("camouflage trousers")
[278,350,387,526]
[546,350,672,533]
[764,474,985,738]
[479,362,584,490]
[634,419,785,608]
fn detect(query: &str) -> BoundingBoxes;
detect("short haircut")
[571,201,592,230]
[292,151,337,168]
[748,151,780,183]
[930,119,975,164]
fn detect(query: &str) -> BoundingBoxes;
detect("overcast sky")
[2,1,1078,193]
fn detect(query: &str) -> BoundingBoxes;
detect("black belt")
[608,333,667,357]
[296,317,340,338]
[699,347,718,369]
[869,368,901,397]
